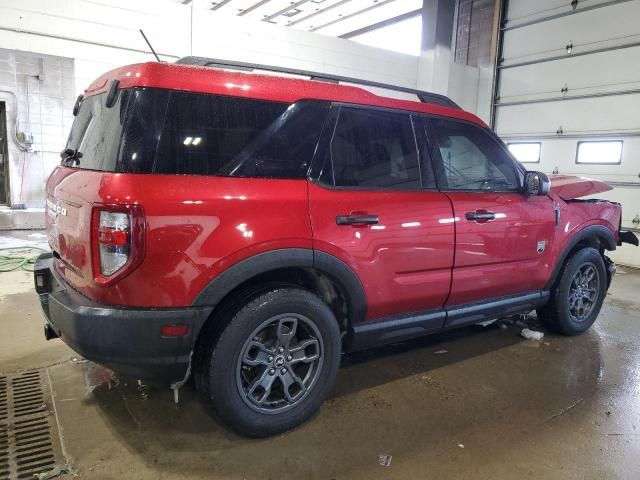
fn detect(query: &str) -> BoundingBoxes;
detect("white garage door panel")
[506,0,572,23]
[496,93,640,135]
[497,0,640,266]
[505,0,625,28]
[502,1,640,63]
[499,46,640,100]
[531,139,639,180]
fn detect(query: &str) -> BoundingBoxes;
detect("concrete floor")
[1,231,640,479]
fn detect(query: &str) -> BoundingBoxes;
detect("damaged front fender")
[550,175,613,200]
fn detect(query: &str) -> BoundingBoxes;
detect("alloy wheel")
[236,313,324,413]
[568,262,599,322]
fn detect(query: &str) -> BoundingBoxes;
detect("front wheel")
[198,288,341,437]
[538,247,607,335]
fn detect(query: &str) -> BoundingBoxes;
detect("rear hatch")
[46,89,128,288]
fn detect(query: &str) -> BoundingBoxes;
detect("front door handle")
[336,214,379,226]
[465,210,496,222]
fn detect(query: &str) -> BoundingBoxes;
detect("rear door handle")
[336,214,379,226]
[465,210,496,222]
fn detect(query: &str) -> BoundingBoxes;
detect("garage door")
[494,0,640,267]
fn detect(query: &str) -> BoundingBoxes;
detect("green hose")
[0,246,49,272]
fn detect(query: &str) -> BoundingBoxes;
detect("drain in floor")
[0,371,65,480]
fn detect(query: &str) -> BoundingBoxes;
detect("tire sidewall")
[554,247,607,335]
[207,288,341,437]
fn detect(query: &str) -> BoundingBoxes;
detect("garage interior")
[1,0,640,478]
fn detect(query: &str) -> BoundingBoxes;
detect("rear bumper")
[34,253,212,384]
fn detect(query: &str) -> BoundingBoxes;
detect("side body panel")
[308,182,455,321]
[445,192,556,306]
[46,166,312,307]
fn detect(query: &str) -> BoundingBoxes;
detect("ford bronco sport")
[34,57,638,437]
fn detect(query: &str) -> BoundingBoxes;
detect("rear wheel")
[538,247,607,335]
[197,288,341,437]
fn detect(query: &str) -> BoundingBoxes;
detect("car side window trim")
[423,115,525,193]
[411,114,442,191]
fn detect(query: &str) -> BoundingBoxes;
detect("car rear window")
[65,90,130,172]
[66,87,329,179]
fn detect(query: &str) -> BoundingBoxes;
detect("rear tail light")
[91,205,145,285]
[98,211,130,276]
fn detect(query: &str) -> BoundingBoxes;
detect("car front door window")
[431,118,520,192]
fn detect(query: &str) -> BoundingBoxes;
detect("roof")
[84,61,486,127]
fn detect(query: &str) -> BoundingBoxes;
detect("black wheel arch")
[545,225,616,290]
[192,248,367,330]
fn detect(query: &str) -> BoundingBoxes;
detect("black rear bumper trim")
[34,254,213,384]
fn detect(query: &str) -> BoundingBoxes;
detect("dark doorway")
[0,102,9,205]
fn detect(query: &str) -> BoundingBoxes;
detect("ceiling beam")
[286,0,354,28]
[210,0,234,10]
[339,8,421,39]
[238,0,274,16]
[309,0,398,32]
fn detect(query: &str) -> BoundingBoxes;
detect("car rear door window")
[152,92,328,178]
[326,107,420,189]
[430,118,520,191]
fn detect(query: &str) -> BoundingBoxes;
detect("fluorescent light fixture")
[576,140,623,164]
[507,142,541,163]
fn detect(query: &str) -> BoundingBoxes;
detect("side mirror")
[523,171,551,196]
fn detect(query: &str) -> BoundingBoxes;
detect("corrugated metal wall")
[494,0,640,266]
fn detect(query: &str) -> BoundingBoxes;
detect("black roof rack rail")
[176,56,461,110]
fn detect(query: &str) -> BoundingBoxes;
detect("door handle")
[336,214,379,226]
[465,210,496,222]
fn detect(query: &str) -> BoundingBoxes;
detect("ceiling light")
[282,8,302,17]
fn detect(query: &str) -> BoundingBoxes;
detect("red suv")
[34,57,638,437]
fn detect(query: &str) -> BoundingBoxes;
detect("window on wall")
[507,142,541,164]
[576,141,623,164]
[351,15,422,56]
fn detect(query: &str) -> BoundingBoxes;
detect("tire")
[538,247,607,335]
[197,288,341,437]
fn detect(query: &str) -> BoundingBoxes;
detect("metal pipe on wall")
[0,89,31,151]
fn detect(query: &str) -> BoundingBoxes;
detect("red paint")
[308,183,455,319]
[445,192,556,305]
[47,169,312,307]
[85,62,486,128]
[550,175,613,200]
[45,62,624,323]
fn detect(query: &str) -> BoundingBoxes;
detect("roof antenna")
[139,29,162,62]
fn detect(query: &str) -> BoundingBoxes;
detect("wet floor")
[1,231,639,479]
